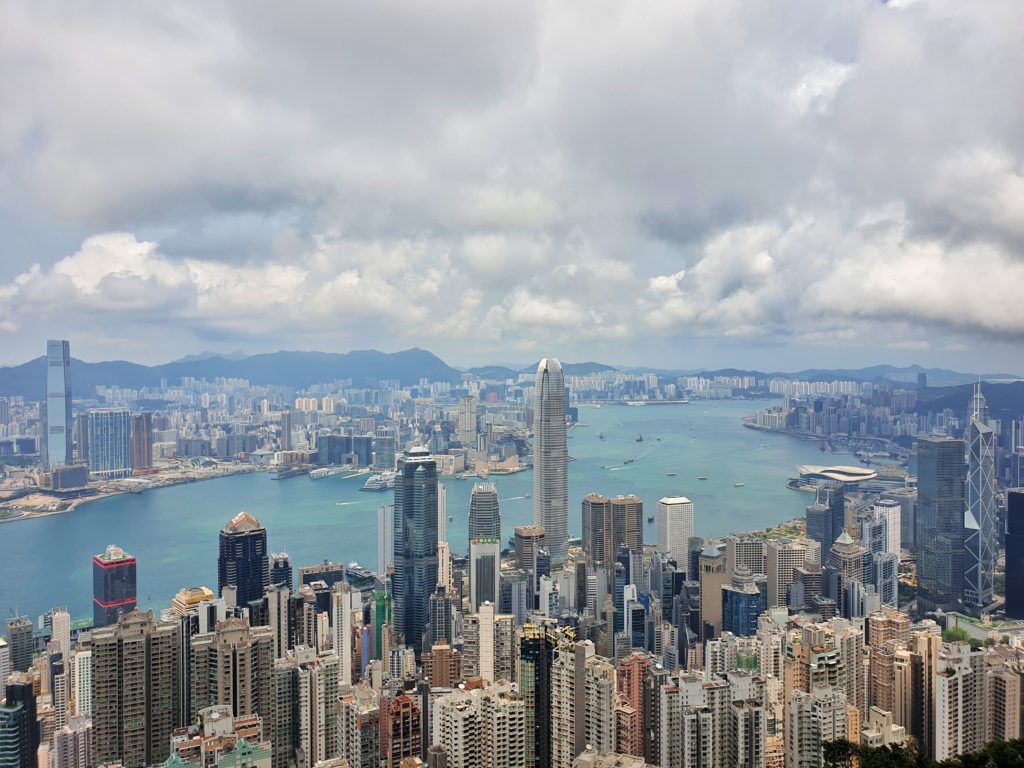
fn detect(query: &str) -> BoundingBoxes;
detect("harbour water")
[1,400,833,623]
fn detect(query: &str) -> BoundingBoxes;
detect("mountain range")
[0,348,1018,400]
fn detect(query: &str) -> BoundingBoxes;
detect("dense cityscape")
[4,2,1024,767]
[2,341,1024,768]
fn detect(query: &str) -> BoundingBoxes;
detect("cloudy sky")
[2,1,1023,371]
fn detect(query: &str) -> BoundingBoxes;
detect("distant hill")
[915,381,1024,417]
[464,365,521,380]
[0,348,461,399]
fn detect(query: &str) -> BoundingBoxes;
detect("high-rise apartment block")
[87,407,132,479]
[91,610,182,768]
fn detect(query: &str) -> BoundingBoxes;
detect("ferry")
[360,470,397,492]
[309,466,351,480]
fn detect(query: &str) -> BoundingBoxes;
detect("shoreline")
[0,464,264,525]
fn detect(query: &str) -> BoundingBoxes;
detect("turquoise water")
[0,400,832,623]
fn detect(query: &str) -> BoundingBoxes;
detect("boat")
[734,482,745,487]
[666,472,677,477]
[624,458,635,465]
[598,432,605,440]
[647,516,655,524]
[448,515,454,522]
[309,466,351,479]
[697,475,708,480]
[636,433,644,442]
[360,470,396,492]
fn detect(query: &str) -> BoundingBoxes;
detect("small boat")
[734,482,745,488]
[647,516,655,524]
[598,432,606,440]
[448,515,454,522]
[666,472,677,477]
[624,458,635,465]
[636,433,644,443]
[697,475,708,480]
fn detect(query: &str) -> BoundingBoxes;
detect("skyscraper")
[279,410,293,451]
[5,617,33,673]
[470,538,501,612]
[964,386,996,609]
[805,484,845,563]
[87,408,132,478]
[519,624,558,768]
[91,610,182,768]
[916,436,965,612]
[92,545,137,628]
[583,494,643,569]
[1,676,35,768]
[188,618,274,721]
[656,496,694,567]
[457,394,478,448]
[392,446,439,654]
[468,483,501,553]
[1005,490,1024,619]
[217,512,270,607]
[533,358,568,565]
[129,413,153,471]
[42,340,73,470]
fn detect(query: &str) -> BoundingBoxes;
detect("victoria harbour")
[1,400,829,623]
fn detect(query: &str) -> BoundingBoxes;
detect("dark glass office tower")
[92,545,138,628]
[2,676,37,768]
[5,618,33,673]
[467,483,501,554]
[218,512,270,606]
[806,484,845,563]
[519,625,558,768]
[270,552,293,590]
[915,436,966,613]
[391,447,438,654]
[1005,490,1024,619]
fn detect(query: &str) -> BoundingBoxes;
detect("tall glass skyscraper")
[218,512,270,607]
[467,482,500,554]
[533,358,568,565]
[964,386,996,609]
[391,446,438,654]
[916,436,965,613]
[87,408,132,479]
[806,484,845,563]
[42,340,73,469]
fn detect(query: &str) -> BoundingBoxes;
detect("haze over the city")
[2,1,1023,371]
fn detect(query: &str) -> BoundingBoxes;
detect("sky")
[1,1,1023,372]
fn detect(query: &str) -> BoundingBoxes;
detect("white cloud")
[1,0,1023,370]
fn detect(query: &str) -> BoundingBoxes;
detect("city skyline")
[3,3,1024,767]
